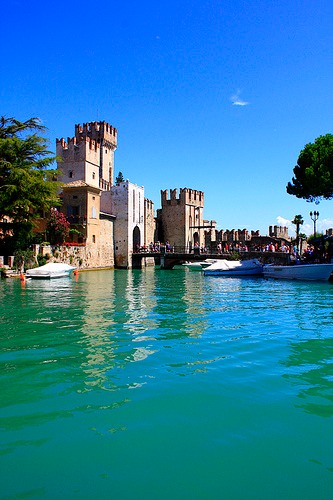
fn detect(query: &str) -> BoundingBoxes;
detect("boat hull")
[183,260,217,271]
[204,268,263,276]
[263,263,333,281]
[26,263,76,279]
[203,259,263,277]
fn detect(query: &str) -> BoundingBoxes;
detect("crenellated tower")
[56,121,117,190]
[159,187,205,250]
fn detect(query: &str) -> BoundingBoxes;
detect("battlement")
[144,198,154,211]
[161,187,204,207]
[75,121,117,148]
[269,225,289,239]
[56,136,101,153]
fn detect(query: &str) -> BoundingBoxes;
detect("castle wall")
[110,181,145,268]
[57,137,101,189]
[75,121,117,186]
[37,219,114,269]
[56,121,117,190]
[86,191,101,245]
[160,188,205,250]
[269,225,290,240]
[144,198,155,246]
[61,183,102,244]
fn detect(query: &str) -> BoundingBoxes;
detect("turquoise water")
[1,268,333,499]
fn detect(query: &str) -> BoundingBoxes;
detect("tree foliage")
[292,214,304,251]
[0,116,61,223]
[46,208,70,244]
[286,134,333,204]
[115,171,124,185]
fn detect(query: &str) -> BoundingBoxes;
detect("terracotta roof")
[62,180,101,192]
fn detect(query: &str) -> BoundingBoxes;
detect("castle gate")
[133,225,141,251]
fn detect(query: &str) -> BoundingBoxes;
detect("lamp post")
[310,211,319,236]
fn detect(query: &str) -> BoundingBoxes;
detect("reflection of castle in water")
[78,268,211,390]
[78,270,160,389]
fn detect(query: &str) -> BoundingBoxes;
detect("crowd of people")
[134,240,329,262]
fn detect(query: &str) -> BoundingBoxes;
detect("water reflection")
[283,337,333,418]
[152,267,209,340]
[2,270,333,432]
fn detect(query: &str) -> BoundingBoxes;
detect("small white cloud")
[231,90,249,106]
[276,216,292,227]
[276,216,295,236]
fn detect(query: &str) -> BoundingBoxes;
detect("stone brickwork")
[159,188,205,250]
[56,121,117,190]
[269,225,290,240]
[61,181,103,245]
[144,198,155,246]
[35,223,114,269]
[218,228,251,242]
[57,120,155,269]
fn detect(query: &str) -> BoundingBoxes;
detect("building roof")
[62,180,101,192]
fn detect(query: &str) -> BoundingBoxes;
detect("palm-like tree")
[292,214,304,252]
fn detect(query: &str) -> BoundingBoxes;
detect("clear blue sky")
[1,0,332,236]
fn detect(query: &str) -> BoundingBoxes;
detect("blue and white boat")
[203,259,263,277]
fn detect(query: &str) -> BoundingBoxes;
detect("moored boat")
[203,259,263,277]
[263,263,333,281]
[183,259,217,271]
[26,263,76,279]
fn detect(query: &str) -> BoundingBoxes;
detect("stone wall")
[159,187,205,250]
[144,198,155,245]
[36,218,114,269]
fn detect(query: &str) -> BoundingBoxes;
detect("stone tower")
[56,121,117,190]
[158,188,205,251]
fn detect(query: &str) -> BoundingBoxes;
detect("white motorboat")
[26,263,76,279]
[263,263,333,281]
[183,259,217,271]
[203,259,263,277]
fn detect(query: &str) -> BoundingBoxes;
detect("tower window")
[92,235,96,243]
[69,171,73,178]
[92,172,95,179]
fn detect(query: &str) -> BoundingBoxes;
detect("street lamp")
[310,211,319,236]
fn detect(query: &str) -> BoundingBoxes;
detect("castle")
[56,121,154,268]
[55,120,290,268]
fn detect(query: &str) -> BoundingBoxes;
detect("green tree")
[0,116,61,250]
[115,171,124,185]
[286,134,333,204]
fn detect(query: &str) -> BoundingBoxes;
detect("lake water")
[1,268,333,499]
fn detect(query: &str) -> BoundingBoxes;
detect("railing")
[133,245,277,255]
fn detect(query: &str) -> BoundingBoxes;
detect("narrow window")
[139,192,141,222]
[133,190,135,223]
[92,235,96,243]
